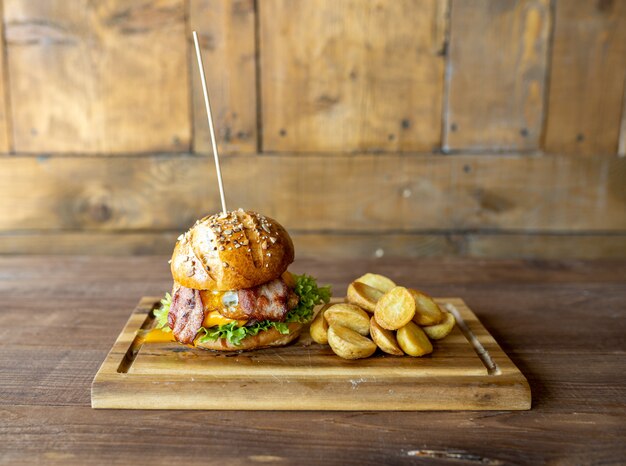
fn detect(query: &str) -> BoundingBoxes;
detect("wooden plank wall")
[544,0,626,155]
[444,0,551,151]
[0,0,624,259]
[260,0,447,152]
[190,0,257,154]
[4,0,191,153]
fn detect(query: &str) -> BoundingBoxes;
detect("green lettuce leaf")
[155,274,331,346]
[286,274,332,323]
[197,322,248,346]
[153,292,172,333]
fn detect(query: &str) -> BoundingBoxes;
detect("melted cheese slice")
[203,310,247,328]
[143,328,176,343]
[199,290,248,327]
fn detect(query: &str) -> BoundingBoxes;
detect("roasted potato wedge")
[370,316,403,356]
[309,303,331,344]
[409,289,445,326]
[324,303,370,336]
[422,311,456,340]
[396,321,433,357]
[327,325,377,360]
[347,282,385,313]
[355,273,396,293]
[374,286,416,330]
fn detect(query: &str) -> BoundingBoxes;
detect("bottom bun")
[194,322,304,351]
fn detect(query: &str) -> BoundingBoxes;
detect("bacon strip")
[237,278,297,322]
[168,286,204,344]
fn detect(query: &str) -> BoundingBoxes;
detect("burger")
[153,209,331,350]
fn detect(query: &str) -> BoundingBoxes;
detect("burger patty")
[168,286,204,344]
[234,278,298,322]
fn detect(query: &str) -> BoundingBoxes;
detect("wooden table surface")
[1,256,625,465]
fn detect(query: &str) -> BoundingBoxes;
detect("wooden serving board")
[92,297,530,410]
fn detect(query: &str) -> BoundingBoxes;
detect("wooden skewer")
[192,30,227,215]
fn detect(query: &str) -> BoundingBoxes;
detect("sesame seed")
[270,236,277,244]
[266,252,271,257]
[265,264,269,268]
[224,229,233,235]
[223,262,229,268]
[219,246,225,251]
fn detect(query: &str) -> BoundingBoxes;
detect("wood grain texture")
[0,154,624,232]
[92,298,529,411]
[465,233,626,259]
[2,231,626,260]
[190,0,257,154]
[1,256,625,464]
[544,0,626,155]
[617,76,626,157]
[0,0,11,153]
[260,0,446,152]
[444,0,550,151]
[4,0,190,153]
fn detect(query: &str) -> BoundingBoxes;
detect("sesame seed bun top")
[170,209,294,291]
